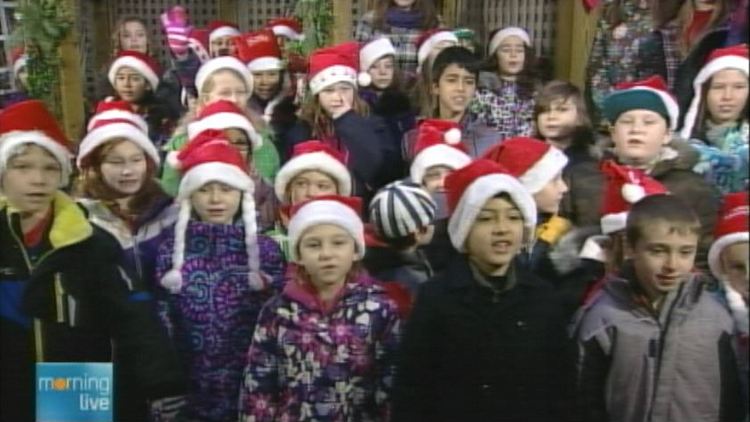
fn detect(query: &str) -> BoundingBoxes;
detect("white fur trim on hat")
[489,27,531,55]
[708,232,749,282]
[600,211,628,235]
[287,199,365,263]
[108,56,159,90]
[195,57,254,96]
[517,146,568,194]
[274,151,352,201]
[410,144,471,186]
[87,109,149,133]
[448,173,537,252]
[247,57,284,72]
[309,65,358,95]
[77,123,160,168]
[360,38,397,72]
[13,55,27,76]
[271,26,304,41]
[0,131,72,186]
[209,26,240,42]
[579,235,609,263]
[680,55,750,139]
[177,162,253,200]
[725,285,749,335]
[187,113,263,150]
[417,31,459,68]
[628,87,680,130]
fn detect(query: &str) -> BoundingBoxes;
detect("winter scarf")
[386,8,423,29]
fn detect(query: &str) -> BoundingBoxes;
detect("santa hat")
[409,119,471,185]
[11,47,27,77]
[417,29,459,69]
[78,101,159,168]
[208,20,240,42]
[369,180,437,240]
[603,75,679,130]
[287,195,365,263]
[308,41,371,94]
[482,137,568,194]
[274,140,352,201]
[108,50,161,90]
[0,100,72,185]
[160,129,263,294]
[445,159,537,251]
[681,44,749,139]
[266,17,304,41]
[235,29,284,72]
[599,160,669,235]
[360,37,396,72]
[187,100,263,150]
[488,26,531,55]
[187,28,211,63]
[194,56,254,96]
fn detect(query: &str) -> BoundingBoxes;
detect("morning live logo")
[36,363,113,422]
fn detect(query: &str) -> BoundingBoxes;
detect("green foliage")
[292,0,334,56]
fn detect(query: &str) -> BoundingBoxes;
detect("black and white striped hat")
[369,181,437,239]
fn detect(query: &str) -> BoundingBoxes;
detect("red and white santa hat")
[0,100,72,185]
[360,37,397,73]
[78,101,159,168]
[266,17,304,41]
[187,28,211,63]
[482,137,568,194]
[235,29,284,72]
[409,119,471,185]
[599,160,668,234]
[445,159,537,251]
[160,129,264,294]
[274,140,352,201]
[208,20,241,42]
[308,41,371,94]
[287,195,365,263]
[680,44,749,139]
[187,100,263,150]
[11,47,27,78]
[417,29,459,69]
[604,75,680,130]
[108,50,161,90]
[194,56,254,96]
[488,26,531,55]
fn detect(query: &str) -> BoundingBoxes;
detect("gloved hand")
[150,395,186,422]
[161,6,192,57]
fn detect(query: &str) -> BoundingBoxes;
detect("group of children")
[0,0,748,421]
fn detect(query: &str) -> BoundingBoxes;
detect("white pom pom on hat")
[621,183,646,204]
[444,128,462,145]
[357,71,372,87]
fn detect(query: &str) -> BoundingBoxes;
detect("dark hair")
[626,194,701,247]
[651,0,731,54]
[417,46,480,116]
[533,80,596,148]
[371,0,439,31]
[382,233,418,250]
[691,73,749,138]
[484,27,538,100]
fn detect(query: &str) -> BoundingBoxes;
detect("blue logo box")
[36,363,113,422]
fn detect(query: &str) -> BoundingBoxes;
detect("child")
[573,194,743,422]
[366,180,437,294]
[410,29,459,117]
[159,6,206,115]
[472,26,538,140]
[207,20,240,57]
[275,140,352,206]
[240,195,401,421]
[0,100,184,421]
[680,45,748,194]
[393,159,570,422]
[155,129,285,421]
[94,16,153,103]
[1,48,30,108]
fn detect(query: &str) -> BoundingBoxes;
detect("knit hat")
[445,159,537,251]
[488,26,531,55]
[274,140,352,200]
[266,17,304,41]
[208,20,240,42]
[416,29,459,69]
[482,137,568,194]
[599,160,669,234]
[11,47,27,78]
[78,101,159,168]
[680,44,749,139]
[409,119,471,185]
[287,195,365,263]
[360,37,397,72]
[187,28,211,63]
[235,29,284,72]
[160,129,263,294]
[187,100,263,150]
[194,56,254,95]
[603,75,679,130]
[0,100,72,185]
[308,41,370,95]
[369,180,437,239]
[108,50,161,90]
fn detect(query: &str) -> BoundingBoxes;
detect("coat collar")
[442,254,540,293]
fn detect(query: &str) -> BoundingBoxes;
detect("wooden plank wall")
[554,0,599,87]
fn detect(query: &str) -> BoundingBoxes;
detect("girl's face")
[298,223,358,289]
[114,66,149,103]
[288,170,338,205]
[369,56,395,90]
[203,70,250,108]
[432,64,476,117]
[190,181,242,225]
[537,97,580,141]
[210,36,237,58]
[224,128,252,164]
[532,173,568,215]
[496,36,526,77]
[465,196,525,276]
[1,145,61,215]
[392,0,417,9]
[252,70,282,101]
[721,241,749,300]
[318,82,355,118]
[706,69,748,126]
[99,140,149,196]
[611,110,671,166]
[120,21,148,54]
[422,165,452,193]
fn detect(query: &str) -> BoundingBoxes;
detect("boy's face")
[532,172,568,214]
[190,181,242,225]
[422,165,452,193]
[628,220,699,300]
[432,64,476,116]
[611,110,671,166]
[1,144,61,215]
[298,223,358,288]
[537,98,579,141]
[210,36,237,57]
[721,241,749,301]
[465,196,525,276]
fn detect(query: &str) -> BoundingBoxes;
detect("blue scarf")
[386,8,423,29]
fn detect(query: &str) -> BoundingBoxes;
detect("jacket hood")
[600,136,700,176]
